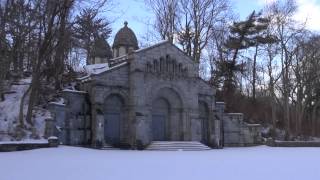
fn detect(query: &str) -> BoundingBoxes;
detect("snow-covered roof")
[81,61,128,78]
[134,40,169,53]
[84,63,110,75]
[78,40,198,81]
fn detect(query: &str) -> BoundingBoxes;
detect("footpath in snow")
[0,145,320,180]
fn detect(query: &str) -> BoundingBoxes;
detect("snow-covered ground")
[1,146,320,180]
[0,78,49,141]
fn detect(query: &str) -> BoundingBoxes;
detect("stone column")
[91,103,104,148]
[44,117,55,138]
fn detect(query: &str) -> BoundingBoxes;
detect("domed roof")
[113,21,139,49]
[92,36,112,59]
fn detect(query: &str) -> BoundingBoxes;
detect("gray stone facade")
[48,23,261,149]
[48,41,261,149]
[87,41,219,148]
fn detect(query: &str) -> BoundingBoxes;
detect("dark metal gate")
[104,113,121,144]
[152,114,166,140]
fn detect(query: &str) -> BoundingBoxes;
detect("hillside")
[0,79,50,141]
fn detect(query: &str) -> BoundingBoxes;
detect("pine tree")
[221,11,277,99]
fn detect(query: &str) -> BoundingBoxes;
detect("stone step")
[150,141,208,145]
[147,144,210,149]
[147,147,211,150]
[146,141,211,151]
[99,144,119,150]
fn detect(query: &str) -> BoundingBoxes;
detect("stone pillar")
[216,102,225,147]
[128,61,151,148]
[48,102,66,144]
[62,90,88,145]
[91,102,104,148]
[214,119,221,148]
[95,113,104,146]
[180,108,186,141]
[215,102,225,120]
[135,111,150,148]
[44,117,55,138]
[48,136,59,147]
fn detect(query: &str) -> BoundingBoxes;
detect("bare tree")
[146,0,231,63]
[267,0,305,137]
[53,0,75,90]
[145,0,180,43]
[179,0,230,63]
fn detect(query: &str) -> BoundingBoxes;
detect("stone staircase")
[145,141,211,151]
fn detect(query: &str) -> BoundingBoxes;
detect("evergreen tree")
[220,11,277,99]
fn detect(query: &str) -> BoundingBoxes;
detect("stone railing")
[109,55,128,67]
[266,138,320,147]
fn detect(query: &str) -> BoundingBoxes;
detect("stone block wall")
[88,64,131,147]
[223,112,262,147]
[48,103,67,143]
[131,42,220,148]
[49,90,91,146]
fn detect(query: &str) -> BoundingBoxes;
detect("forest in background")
[0,0,320,140]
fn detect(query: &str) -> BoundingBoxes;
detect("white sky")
[259,0,320,31]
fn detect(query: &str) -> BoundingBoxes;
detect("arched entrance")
[199,101,209,144]
[151,87,183,141]
[104,95,124,145]
[152,98,170,141]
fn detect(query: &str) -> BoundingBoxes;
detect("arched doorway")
[151,87,183,141]
[152,98,170,141]
[199,101,209,144]
[104,95,124,145]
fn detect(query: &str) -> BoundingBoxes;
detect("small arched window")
[146,62,151,72]
[154,60,159,72]
[178,64,182,75]
[166,59,169,72]
[172,61,176,75]
[184,68,188,76]
[160,57,164,72]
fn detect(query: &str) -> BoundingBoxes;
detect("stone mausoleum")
[48,22,261,149]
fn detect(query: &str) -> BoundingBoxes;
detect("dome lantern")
[112,21,139,57]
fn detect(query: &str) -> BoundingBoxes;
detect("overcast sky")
[108,0,320,43]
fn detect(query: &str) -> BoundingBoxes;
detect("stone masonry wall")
[223,113,262,147]
[89,64,130,147]
[49,90,91,146]
[131,42,219,147]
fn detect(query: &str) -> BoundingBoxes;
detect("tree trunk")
[19,85,31,127]
[25,1,59,125]
[25,72,39,125]
[54,0,72,90]
[252,45,258,100]
[311,101,320,136]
